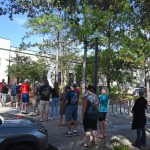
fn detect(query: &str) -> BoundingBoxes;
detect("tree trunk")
[106,75,111,90]
[82,38,88,94]
[55,31,60,83]
[106,28,111,90]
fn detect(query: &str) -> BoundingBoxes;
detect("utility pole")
[55,30,59,83]
[94,30,100,93]
[94,37,98,93]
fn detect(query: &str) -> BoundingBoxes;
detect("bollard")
[124,104,126,114]
[127,101,130,114]
[120,101,122,114]
[116,104,118,114]
[111,104,114,114]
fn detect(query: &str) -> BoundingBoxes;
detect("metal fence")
[108,100,150,115]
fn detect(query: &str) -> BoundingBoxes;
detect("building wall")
[0,38,11,83]
[0,38,38,83]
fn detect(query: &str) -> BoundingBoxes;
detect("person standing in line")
[33,81,41,115]
[1,82,8,107]
[39,80,52,122]
[98,87,109,139]
[0,79,5,103]
[132,90,147,148]
[10,82,17,107]
[65,85,78,136]
[50,82,59,119]
[58,92,66,126]
[82,85,99,148]
[15,82,21,109]
[20,79,31,114]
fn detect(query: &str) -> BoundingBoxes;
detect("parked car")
[0,113,48,150]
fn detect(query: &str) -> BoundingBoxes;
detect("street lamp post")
[94,30,100,93]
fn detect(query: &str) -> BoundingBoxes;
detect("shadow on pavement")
[48,144,59,150]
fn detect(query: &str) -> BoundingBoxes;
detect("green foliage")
[8,55,50,82]
[113,145,129,150]
[0,0,149,90]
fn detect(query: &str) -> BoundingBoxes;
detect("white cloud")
[14,17,27,25]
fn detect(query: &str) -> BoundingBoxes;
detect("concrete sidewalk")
[0,106,150,150]
[42,114,150,150]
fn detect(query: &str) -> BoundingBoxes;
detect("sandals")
[97,134,106,139]
[82,143,91,148]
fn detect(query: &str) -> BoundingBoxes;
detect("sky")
[0,14,85,54]
[0,14,28,47]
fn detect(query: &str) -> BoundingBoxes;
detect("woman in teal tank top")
[98,88,109,139]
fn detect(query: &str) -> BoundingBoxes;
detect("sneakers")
[74,130,77,136]
[65,131,72,137]
[65,130,78,137]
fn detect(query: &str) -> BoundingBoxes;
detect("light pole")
[94,30,100,93]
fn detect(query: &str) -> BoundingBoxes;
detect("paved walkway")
[0,106,150,150]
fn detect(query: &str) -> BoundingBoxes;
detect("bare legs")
[99,121,106,138]
[85,131,91,146]
[85,131,97,146]
[40,110,44,121]
[21,102,28,113]
[93,130,97,143]
[58,115,63,126]
[40,110,49,121]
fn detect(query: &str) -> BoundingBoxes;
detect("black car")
[0,113,48,150]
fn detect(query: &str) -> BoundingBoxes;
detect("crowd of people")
[0,78,149,148]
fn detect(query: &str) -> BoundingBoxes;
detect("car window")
[0,116,4,125]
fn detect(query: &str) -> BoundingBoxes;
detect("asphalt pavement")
[0,105,150,150]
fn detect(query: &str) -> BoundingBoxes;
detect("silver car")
[0,113,48,150]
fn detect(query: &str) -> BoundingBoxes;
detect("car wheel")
[7,144,33,150]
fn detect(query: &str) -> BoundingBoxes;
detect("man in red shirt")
[20,79,31,114]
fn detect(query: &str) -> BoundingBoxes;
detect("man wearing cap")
[20,79,31,114]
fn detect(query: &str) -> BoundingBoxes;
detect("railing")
[108,100,150,115]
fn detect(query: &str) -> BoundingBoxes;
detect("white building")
[0,38,39,83]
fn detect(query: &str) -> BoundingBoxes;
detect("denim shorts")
[65,104,78,121]
[22,93,29,103]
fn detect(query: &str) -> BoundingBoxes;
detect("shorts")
[16,94,20,102]
[65,104,78,122]
[40,100,49,113]
[83,115,97,132]
[22,94,29,103]
[33,95,40,107]
[98,112,107,121]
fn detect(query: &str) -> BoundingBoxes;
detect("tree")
[8,55,51,82]
[75,51,135,90]
[1,0,149,93]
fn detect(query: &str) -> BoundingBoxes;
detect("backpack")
[69,90,78,105]
[11,85,17,96]
[2,85,8,94]
[86,94,99,118]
